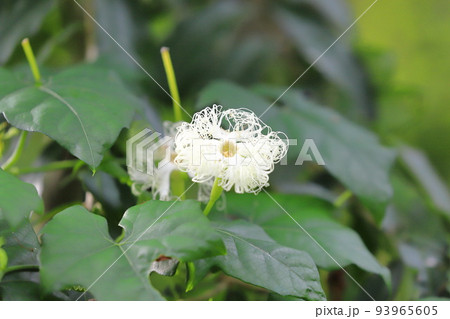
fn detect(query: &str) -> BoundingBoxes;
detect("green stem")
[394,267,417,301]
[170,170,188,200]
[160,47,183,122]
[333,190,353,208]
[4,264,39,274]
[160,47,186,197]
[21,38,42,86]
[185,261,196,292]
[1,131,28,171]
[11,159,80,175]
[203,177,223,216]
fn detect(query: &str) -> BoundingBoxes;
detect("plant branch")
[11,159,81,175]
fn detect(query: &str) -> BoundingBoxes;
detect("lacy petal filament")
[174,105,288,194]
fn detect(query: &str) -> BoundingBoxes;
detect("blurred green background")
[350,0,450,182]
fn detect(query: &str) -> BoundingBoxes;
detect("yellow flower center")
[220,140,237,158]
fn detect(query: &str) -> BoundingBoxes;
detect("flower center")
[220,140,237,158]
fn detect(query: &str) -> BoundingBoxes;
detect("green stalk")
[333,190,353,208]
[185,261,196,292]
[21,38,42,86]
[160,47,186,197]
[203,177,223,216]
[1,131,28,171]
[4,264,39,274]
[11,159,80,175]
[160,47,183,122]
[2,39,43,171]
[170,170,188,200]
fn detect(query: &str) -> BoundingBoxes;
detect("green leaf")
[0,65,139,168]
[400,146,450,218]
[197,81,395,221]
[95,0,140,68]
[0,221,41,299]
[274,7,371,112]
[287,0,351,30]
[165,1,243,91]
[1,220,39,268]
[0,0,53,64]
[224,193,390,285]
[40,200,225,300]
[194,220,325,300]
[0,280,41,301]
[0,169,43,229]
[385,174,447,273]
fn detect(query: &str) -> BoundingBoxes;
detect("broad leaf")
[40,200,225,300]
[165,1,243,92]
[197,81,395,221]
[95,0,140,68]
[384,175,448,273]
[194,220,325,300]
[400,147,450,218]
[224,193,390,285]
[0,65,139,167]
[0,220,40,299]
[0,280,41,301]
[1,220,39,267]
[287,0,351,29]
[274,7,371,113]
[0,169,43,229]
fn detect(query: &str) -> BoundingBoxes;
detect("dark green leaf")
[384,174,447,275]
[166,1,244,92]
[194,220,325,300]
[225,193,390,285]
[274,8,371,112]
[400,147,450,218]
[40,200,225,300]
[0,280,41,301]
[0,169,43,229]
[0,65,139,167]
[1,220,39,267]
[78,168,135,237]
[95,0,140,68]
[286,0,351,29]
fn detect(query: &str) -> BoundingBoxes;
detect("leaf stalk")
[1,131,28,171]
[161,47,183,122]
[203,177,223,216]
[21,38,42,86]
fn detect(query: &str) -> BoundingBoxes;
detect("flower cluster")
[128,105,288,200]
[128,121,215,202]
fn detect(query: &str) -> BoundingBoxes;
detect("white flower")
[127,121,180,200]
[174,105,288,194]
[128,163,177,201]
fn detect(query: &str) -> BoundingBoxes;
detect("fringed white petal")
[174,105,288,194]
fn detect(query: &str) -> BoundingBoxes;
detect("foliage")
[0,0,449,301]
